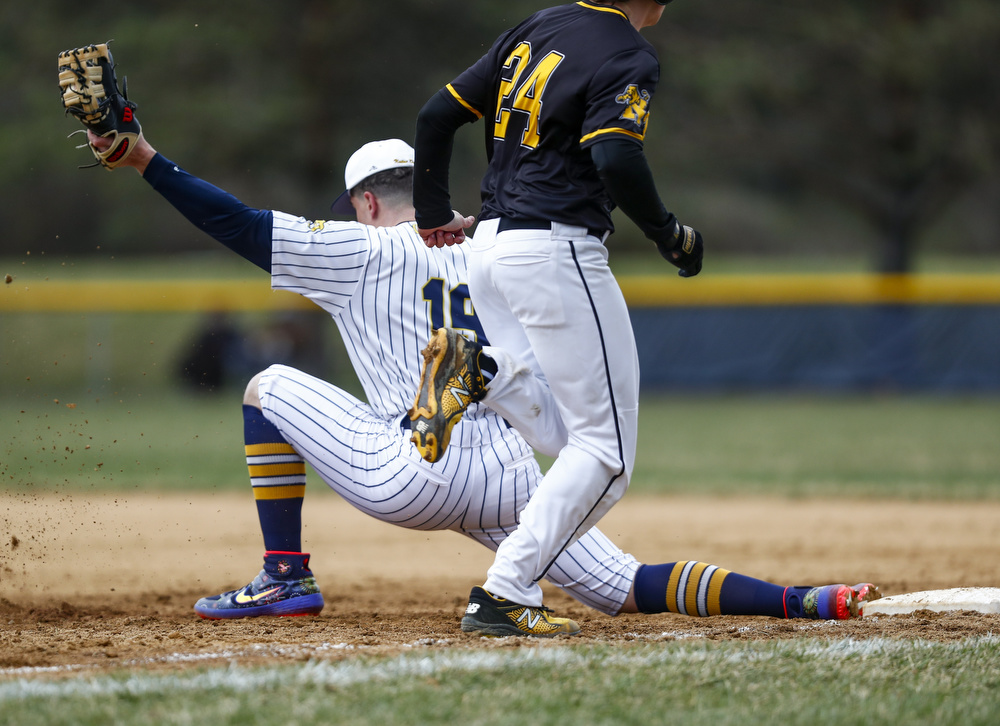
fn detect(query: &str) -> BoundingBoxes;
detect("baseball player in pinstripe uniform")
[409,0,878,635]
[85,118,879,634]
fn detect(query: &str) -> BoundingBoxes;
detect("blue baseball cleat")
[194,552,324,619]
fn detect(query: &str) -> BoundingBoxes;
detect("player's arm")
[413,87,479,246]
[89,130,273,272]
[590,137,703,278]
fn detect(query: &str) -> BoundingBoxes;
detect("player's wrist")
[650,216,680,252]
[128,138,156,175]
[415,207,459,231]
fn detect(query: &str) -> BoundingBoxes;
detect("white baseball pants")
[468,218,640,606]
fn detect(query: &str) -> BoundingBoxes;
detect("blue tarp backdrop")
[632,305,1000,392]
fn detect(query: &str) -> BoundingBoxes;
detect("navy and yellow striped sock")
[244,404,305,553]
[634,561,800,618]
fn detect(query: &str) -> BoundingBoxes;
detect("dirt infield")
[2,491,998,676]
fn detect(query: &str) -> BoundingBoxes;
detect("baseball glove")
[58,42,142,169]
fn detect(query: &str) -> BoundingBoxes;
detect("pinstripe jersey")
[269,211,489,427]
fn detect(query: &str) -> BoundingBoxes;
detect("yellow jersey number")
[494,42,565,149]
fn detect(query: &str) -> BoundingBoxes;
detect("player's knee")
[243,372,265,408]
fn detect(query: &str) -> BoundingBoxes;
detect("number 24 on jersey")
[494,42,565,149]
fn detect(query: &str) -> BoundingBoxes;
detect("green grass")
[4,389,998,498]
[2,638,999,725]
[629,394,1000,499]
[3,390,246,492]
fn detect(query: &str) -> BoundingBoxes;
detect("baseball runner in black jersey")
[409,0,710,633]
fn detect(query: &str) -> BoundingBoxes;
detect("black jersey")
[445,2,660,232]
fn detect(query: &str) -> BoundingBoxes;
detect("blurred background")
[2,1,999,494]
[2,0,996,267]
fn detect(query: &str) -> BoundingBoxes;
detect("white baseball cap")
[330,138,415,214]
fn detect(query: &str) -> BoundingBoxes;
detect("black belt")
[399,414,512,431]
[497,218,606,240]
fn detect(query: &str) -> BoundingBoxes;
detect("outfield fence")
[4,274,1000,312]
[4,274,1000,392]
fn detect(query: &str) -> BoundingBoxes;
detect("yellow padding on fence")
[2,275,999,312]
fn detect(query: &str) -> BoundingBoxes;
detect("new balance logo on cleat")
[447,382,474,409]
[409,328,488,463]
[515,608,543,631]
[459,586,581,638]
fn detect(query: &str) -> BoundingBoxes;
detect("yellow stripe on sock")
[665,561,687,614]
[252,484,306,500]
[684,562,710,617]
[245,442,298,457]
[706,567,731,616]
[247,462,307,478]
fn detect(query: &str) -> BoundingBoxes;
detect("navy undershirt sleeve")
[590,137,677,247]
[142,152,273,272]
[413,89,479,230]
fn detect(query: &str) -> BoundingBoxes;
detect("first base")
[864,587,1000,616]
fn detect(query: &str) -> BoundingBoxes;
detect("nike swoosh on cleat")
[234,586,282,604]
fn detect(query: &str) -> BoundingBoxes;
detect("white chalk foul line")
[1,635,997,703]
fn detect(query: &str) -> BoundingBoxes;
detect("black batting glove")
[655,221,704,278]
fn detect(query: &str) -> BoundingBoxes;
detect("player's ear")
[363,190,379,221]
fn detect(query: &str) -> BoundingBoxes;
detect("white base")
[864,587,1000,616]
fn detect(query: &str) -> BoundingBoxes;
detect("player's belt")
[497,218,607,240]
[399,415,511,431]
